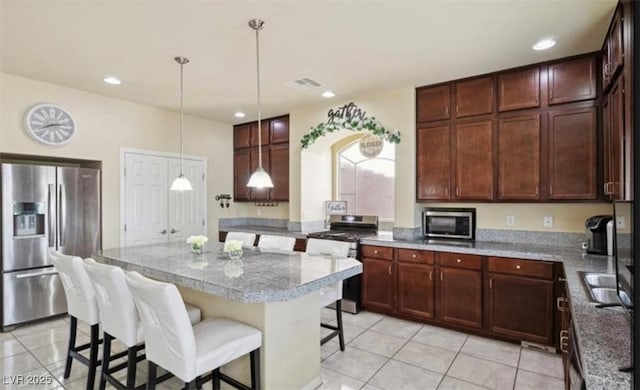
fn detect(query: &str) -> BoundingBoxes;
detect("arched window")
[336,138,395,220]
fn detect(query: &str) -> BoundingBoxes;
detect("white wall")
[0,72,236,248]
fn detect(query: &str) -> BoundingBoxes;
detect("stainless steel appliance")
[1,163,101,329]
[423,208,475,240]
[584,215,613,255]
[307,214,378,314]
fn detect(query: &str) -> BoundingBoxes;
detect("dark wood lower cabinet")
[362,258,394,312]
[438,267,482,328]
[488,273,554,345]
[395,262,434,320]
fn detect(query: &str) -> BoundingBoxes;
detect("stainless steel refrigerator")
[1,163,101,329]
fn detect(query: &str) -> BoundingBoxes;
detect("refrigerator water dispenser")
[13,202,45,236]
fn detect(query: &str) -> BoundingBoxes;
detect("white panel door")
[124,154,169,247]
[167,158,205,243]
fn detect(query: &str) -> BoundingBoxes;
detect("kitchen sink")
[579,272,622,305]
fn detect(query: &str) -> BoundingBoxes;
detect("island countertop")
[94,242,362,304]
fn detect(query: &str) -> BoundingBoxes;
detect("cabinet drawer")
[439,253,482,270]
[487,257,553,279]
[360,245,393,260]
[397,249,434,264]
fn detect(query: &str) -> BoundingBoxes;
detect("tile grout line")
[513,346,523,390]
[8,329,65,389]
[434,332,470,389]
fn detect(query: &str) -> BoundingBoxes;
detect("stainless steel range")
[307,214,378,313]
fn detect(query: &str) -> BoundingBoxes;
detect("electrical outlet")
[506,215,515,226]
[543,216,553,228]
[616,216,626,229]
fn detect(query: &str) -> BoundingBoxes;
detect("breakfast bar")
[94,242,362,390]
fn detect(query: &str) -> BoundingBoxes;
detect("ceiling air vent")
[286,77,322,91]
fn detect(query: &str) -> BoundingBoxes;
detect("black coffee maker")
[584,215,613,255]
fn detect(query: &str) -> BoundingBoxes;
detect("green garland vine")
[300,117,401,149]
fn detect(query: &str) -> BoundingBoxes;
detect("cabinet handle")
[549,184,553,195]
[429,271,433,280]
[535,186,539,196]
[557,297,569,312]
[445,187,449,197]
[445,106,449,116]
[456,105,459,114]
[489,278,493,289]
[558,277,567,282]
[456,187,459,197]
[559,330,569,353]
[456,258,461,263]
[440,272,444,281]
[388,265,392,274]
[515,265,521,270]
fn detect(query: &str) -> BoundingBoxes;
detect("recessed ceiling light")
[234,111,246,118]
[532,39,556,51]
[321,91,336,98]
[102,76,122,85]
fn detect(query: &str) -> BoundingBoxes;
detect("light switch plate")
[506,215,515,226]
[543,216,553,228]
[616,216,626,229]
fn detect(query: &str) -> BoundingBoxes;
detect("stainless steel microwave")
[423,208,476,240]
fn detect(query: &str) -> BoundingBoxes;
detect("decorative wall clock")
[24,103,76,146]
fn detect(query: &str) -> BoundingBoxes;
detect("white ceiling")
[0,0,617,124]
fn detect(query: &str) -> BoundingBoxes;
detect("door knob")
[170,228,180,234]
[160,229,167,235]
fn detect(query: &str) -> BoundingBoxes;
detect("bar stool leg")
[99,333,112,390]
[126,347,137,389]
[335,300,345,351]
[212,368,221,390]
[185,380,197,390]
[250,348,261,390]
[64,316,78,379]
[147,361,157,390]
[86,324,100,390]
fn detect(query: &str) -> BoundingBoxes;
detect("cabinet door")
[396,262,434,320]
[416,85,451,122]
[362,258,394,312]
[233,149,251,201]
[455,76,494,117]
[250,121,269,147]
[234,124,251,149]
[498,68,540,112]
[497,114,541,200]
[438,267,482,328]
[416,124,451,200]
[488,273,554,345]
[604,77,624,200]
[609,8,624,78]
[270,143,289,201]
[548,57,596,105]
[270,116,290,144]
[548,107,596,199]
[249,148,271,201]
[454,120,494,200]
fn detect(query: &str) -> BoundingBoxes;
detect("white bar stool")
[225,232,257,248]
[305,238,352,351]
[51,251,102,390]
[83,259,202,390]
[257,234,295,251]
[125,271,263,390]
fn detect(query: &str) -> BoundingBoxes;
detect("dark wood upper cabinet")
[416,124,451,200]
[270,144,289,201]
[498,68,540,112]
[233,124,251,149]
[497,113,541,200]
[454,120,494,200]
[270,116,290,144]
[455,76,494,117]
[548,57,596,105]
[250,121,270,147]
[603,76,625,200]
[233,149,251,201]
[417,85,451,123]
[603,7,624,89]
[548,106,597,200]
[249,147,271,201]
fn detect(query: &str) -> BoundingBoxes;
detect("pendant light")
[247,19,274,189]
[170,56,194,191]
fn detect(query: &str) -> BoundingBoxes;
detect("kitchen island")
[94,242,362,390]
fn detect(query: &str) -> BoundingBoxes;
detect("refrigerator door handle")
[58,184,66,247]
[15,269,59,279]
[48,184,55,248]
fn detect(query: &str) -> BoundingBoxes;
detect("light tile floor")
[0,310,564,390]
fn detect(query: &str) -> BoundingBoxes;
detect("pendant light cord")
[179,61,185,175]
[255,25,263,168]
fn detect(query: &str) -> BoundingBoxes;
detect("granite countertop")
[94,241,362,304]
[359,235,632,389]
